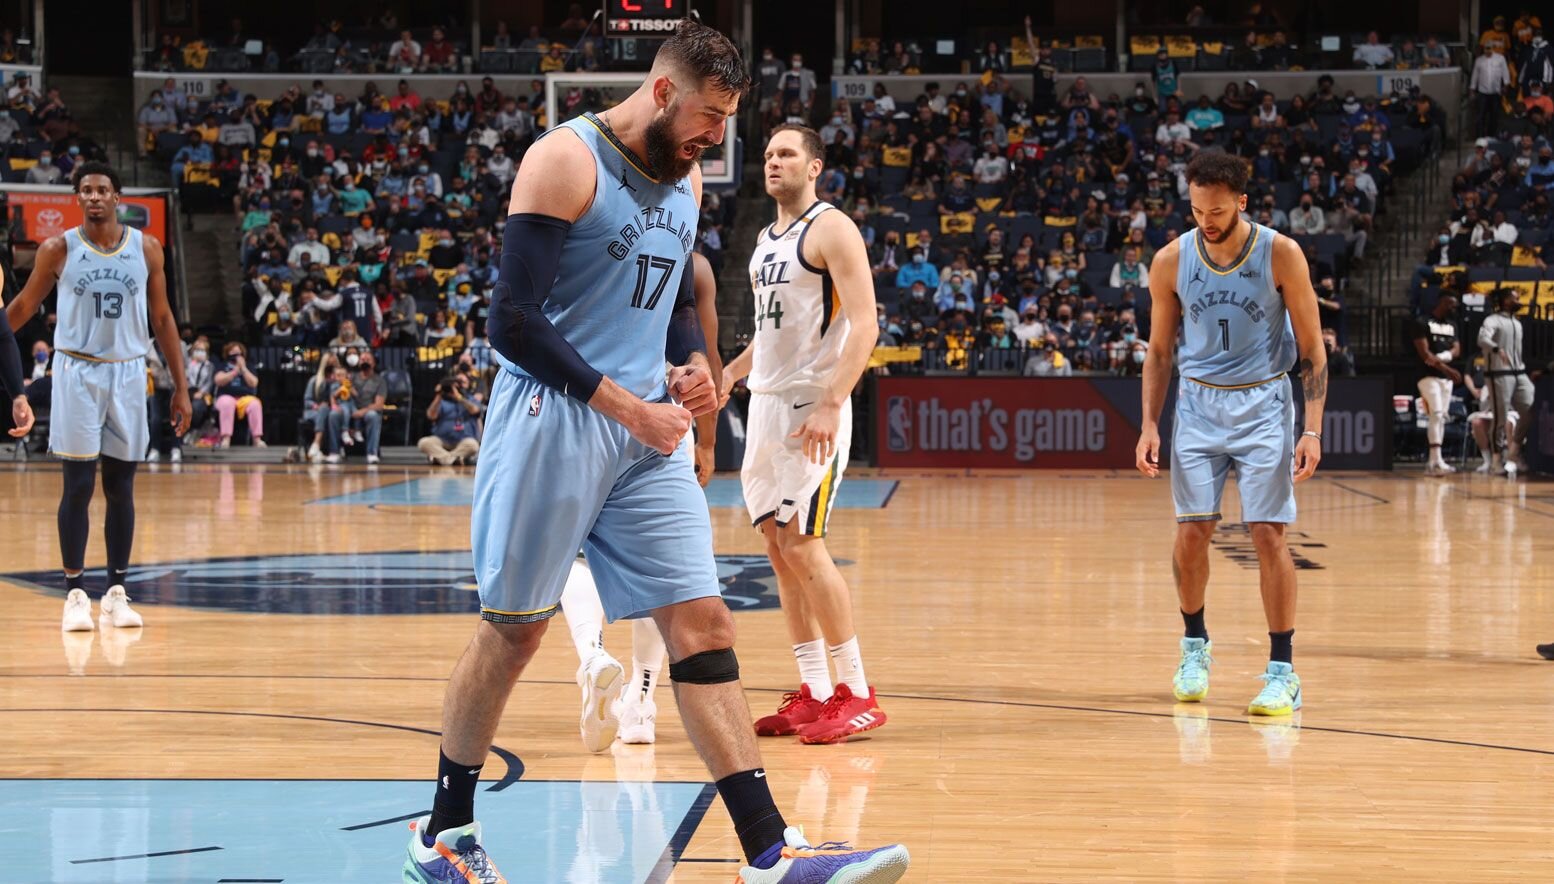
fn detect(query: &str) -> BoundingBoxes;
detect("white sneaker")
[61,588,94,632]
[1434,461,1455,474]
[254,438,268,448]
[170,448,182,463]
[308,443,323,462]
[324,453,341,464]
[1476,459,1492,474]
[366,454,380,465]
[576,652,625,753]
[146,449,160,462]
[218,437,231,449]
[618,696,658,745]
[99,585,144,628]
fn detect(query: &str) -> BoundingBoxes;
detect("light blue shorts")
[470,371,721,624]
[1171,376,1296,525]
[49,352,148,463]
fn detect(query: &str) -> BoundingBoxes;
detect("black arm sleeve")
[664,258,706,366]
[0,307,24,400]
[488,213,605,402]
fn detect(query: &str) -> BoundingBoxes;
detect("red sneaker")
[754,685,828,736]
[797,683,887,744]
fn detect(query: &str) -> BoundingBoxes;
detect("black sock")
[716,769,788,867]
[109,568,129,588]
[426,748,483,843]
[1181,606,1208,640]
[64,571,85,592]
[1269,629,1294,664]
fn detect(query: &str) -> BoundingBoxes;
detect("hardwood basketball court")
[2,462,1551,880]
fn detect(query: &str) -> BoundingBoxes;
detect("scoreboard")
[606,0,686,35]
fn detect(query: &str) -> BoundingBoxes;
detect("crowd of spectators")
[795,55,1437,373]
[0,74,103,184]
[146,8,606,76]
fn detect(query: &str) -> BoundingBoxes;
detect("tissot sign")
[875,376,1391,470]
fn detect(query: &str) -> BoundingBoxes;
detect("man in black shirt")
[1408,293,1463,475]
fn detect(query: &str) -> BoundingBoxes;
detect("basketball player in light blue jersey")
[5,162,191,633]
[404,21,908,884]
[1136,152,1327,717]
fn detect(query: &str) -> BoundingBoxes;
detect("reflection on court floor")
[8,777,712,883]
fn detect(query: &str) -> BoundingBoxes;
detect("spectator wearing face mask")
[137,91,179,155]
[895,247,940,290]
[214,342,265,449]
[1014,307,1047,344]
[24,149,60,184]
[1024,338,1072,376]
[346,351,387,465]
[935,272,974,311]
[900,280,937,328]
[1110,246,1150,288]
[1288,194,1326,236]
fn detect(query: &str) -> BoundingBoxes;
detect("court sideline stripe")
[6,686,1551,758]
[645,782,719,884]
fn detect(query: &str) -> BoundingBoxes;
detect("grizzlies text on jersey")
[56,225,150,362]
[1174,222,1295,387]
[493,111,698,402]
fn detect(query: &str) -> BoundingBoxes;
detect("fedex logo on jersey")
[1187,289,1266,324]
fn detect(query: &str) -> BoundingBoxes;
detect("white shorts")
[741,388,851,537]
[49,352,149,462]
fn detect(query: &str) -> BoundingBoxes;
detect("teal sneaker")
[1247,661,1302,716]
[1172,637,1212,702]
[403,815,506,883]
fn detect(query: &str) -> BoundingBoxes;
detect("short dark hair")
[71,161,120,193]
[655,20,750,96]
[1185,152,1250,195]
[771,124,824,161]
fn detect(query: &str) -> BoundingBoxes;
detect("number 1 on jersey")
[755,292,784,330]
[1218,318,1230,352]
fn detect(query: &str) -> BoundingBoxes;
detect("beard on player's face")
[1203,210,1241,243]
[644,100,706,181]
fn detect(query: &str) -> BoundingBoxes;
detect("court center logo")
[3,552,802,615]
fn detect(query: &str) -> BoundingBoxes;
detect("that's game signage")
[875,377,1168,469]
[874,376,1392,470]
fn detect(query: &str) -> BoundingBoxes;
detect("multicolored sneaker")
[576,652,625,753]
[797,684,886,745]
[1247,661,1302,716]
[402,816,506,883]
[1172,637,1212,702]
[754,685,828,737]
[736,826,909,883]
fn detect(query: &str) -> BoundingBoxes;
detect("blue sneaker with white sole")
[736,826,909,883]
[403,815,506,883]
[1247,661,1302,716]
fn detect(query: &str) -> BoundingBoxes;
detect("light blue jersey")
[55,225,150,362]
[1174,222,1295,387]
[495,111,698,400]
[472,110,719,626]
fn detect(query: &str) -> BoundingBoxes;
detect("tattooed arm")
[1274,235,1326,481]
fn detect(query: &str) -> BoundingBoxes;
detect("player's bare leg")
[1171,521,1215,703]
[1247,522,1302,716]
[749,522,834,736]
[770,521,885,744]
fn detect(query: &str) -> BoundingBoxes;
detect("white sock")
[559,561,606,662]
[828,636,868,695]
[627,617,667,703]
[794,639,833,701]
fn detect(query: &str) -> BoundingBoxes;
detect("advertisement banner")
[874,376,1392,470]
[7,191,168,244]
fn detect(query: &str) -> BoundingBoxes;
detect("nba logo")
[528,393,543,416]
[886,396,912,453]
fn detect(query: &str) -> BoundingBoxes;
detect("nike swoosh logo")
[793,401,814,410]
[754,770,766,778]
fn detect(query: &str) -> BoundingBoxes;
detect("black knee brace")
[669,647,739,685]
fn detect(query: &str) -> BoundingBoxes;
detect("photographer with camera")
[418,374,481,465]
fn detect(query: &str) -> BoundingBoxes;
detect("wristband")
[1302,430,1321,441]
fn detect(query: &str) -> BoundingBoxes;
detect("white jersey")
[55,225,151,362]
[746,200,849,394]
